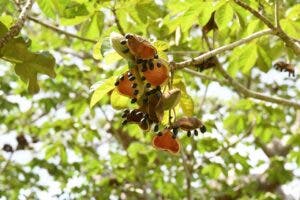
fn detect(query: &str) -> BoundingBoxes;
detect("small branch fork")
[175,28,300,109]
[0,0,33,48]
[234,0,300,55]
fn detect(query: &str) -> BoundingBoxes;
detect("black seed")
[130,109,138,115]
[173,128,178,135]
[141,76,146,81]
[136,111,143,117]
[137,59,143,64]
[120,40,126,45]
[154,54,158,59]
[132,83,137,88]
[131,98,137,103]
[133,90,139,95]
[194,130,198,136]
[125,34,132,39]
[129,76,136,81]
[124,109,130,113]
[187,131,191,137]
[157,62,161,68]
[156,86,161,91]
[120,75,125,80]
[154,124,159,132]
[158,132,163,136]
[122,120,128,125]
[143,98,148,104]
[200,125,206,133]
[146,83,151,88]
[142,62,147,72]
[121,112,128,118]
[140,117,147,124]
[114,81,119,86]
[149,61,154,70]
[122,49,129,53]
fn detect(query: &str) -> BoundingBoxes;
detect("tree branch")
[181,68,227,85]
[111,6,125,35]
[181,150,192,200]
[28,16,97,44]
[176,29,300,109]
[0,0,33,48]
[216,65,300,109]
[174,29,272,69]
[234,0,300,55]
[274,0,280,28]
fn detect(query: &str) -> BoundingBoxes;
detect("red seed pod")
[115,71,138,98]
[141,59,169,86]
[152,128,181,154]
[123,34,158,60]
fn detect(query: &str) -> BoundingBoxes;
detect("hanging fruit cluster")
[110,33,206,155]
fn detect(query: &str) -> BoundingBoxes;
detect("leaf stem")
[28,16,97,44]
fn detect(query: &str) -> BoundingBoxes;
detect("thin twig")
[234,0,300,55]
[180,150,192,200]
[206,121,255,159]
[28,16,97,44]
[175,29,272,69]
[182,68,227,84]
[274,0,280,28]
[111,2,125,36]
[0,0,33,48]
[0,151,14,174]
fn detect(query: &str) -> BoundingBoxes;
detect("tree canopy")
[0,0,300,199]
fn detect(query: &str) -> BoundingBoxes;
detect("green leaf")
[198,3,215,26]
[110,88,130,110]
[153,40,169,51]
[36,0,64,19]
[180,92,194,116]
[45,144,58,160]
[215,2,234,30]
[62,1,89,18]
[93,40,103,60]
[60,144,68,164]
[280,19,300,39]
[127,142,147,158]
[228,43,257,76]
[80,11,104,39]
[90,76,116,108]
[14,52,56,93]
[174,80,194,116]
[201,164,222,179]
[257,45,272,72]
[286,4,300,20]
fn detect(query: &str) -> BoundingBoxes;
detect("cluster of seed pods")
[110,33,206,154]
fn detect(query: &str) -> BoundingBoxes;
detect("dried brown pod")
[202,11,218,34]
[172,117,206,136]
